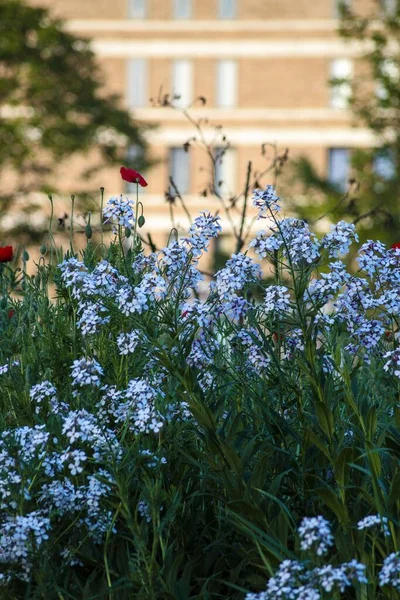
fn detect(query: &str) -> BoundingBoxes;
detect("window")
[170,147,190,194]
[216,60,238,108]
[174,0,192,19]
[376,58,399,101]
[214,147,237,195]
[128,0,146,18]
[380,0,397,16]
[373,150,396,180]
[330,58,353,109]
[328,148,350,192]
[219,0,236,19]
[172,60,193,108]
[127,59,148,108]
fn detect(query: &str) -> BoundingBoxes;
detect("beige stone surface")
[5,0,373,243]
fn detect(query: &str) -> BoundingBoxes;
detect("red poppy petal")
[391,242,400,250]
[0,245,13,262]
[120,166,148,187]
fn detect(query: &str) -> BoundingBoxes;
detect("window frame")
[170,147,191,195]
[329,58,353,109]
[216,60,238,108]
[126,58,148,109]
[328,147,351,192]
[127,0,147,19]
[218,0,237,19]
[173,0,192,19]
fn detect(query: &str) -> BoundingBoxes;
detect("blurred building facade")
[26,0,386,238]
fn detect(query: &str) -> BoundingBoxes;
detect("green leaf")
[366,405,377,440]
[305,429,331,460]
[365,441,382,479]
[316,487,349,524]
[315,402,334,441]
[333,446,353,489]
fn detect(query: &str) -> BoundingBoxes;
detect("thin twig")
[236,161,252,253]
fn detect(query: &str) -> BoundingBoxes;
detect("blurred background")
[1,0,399,265]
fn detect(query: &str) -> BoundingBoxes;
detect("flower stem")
[70,195,75,254]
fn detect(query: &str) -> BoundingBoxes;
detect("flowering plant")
[0,185,399,598]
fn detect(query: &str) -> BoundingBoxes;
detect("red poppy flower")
[8,310,14,319]
[0,246,13,262]
[392,242,400,250]
[120,167,148,187]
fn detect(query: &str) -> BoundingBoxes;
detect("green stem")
[70,195,75,254]
[48,194,54,235]
[134,181,139,249]
[100,187,105,248]
[104,503,121,598]
[236,161,252,253]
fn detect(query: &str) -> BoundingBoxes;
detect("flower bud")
[85,224,93,239]
[138,215,145,228]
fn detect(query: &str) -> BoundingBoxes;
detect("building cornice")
[91,38,375,58]
[146,126,378,147]
[132,107,353,122]
[66,19,339,33]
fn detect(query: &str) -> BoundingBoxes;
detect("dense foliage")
[0,184,399,599]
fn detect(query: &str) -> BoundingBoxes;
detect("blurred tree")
[0,0,150,236]
[291,0,400,246]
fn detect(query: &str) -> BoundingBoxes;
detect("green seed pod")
[85,224,93,239]
[0,297,7,310]
[40,244,47,255]
[138,215,145,228]
[125,227,132,238]
[23,250,29,262]
[34,274,41,287]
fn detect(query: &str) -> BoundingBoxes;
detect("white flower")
[264,285,291,314]
[235,328,270,374]
[138,500,151,523]
[117,330,141,355]
[70,357,103,388]
[383,349,400,379]
[249,230,282,259]
[0,512,51,581]
[298,516,334,556]
[76,302,110,336]
[29,381,68,415]
[379,552,400,590]
[357,514,391,537]
[60,449,87,475]
[211,253,261,300]
[103,195,135,228]
[322,221,358,257]
[185,211,222,257]
[253,185,281,219]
